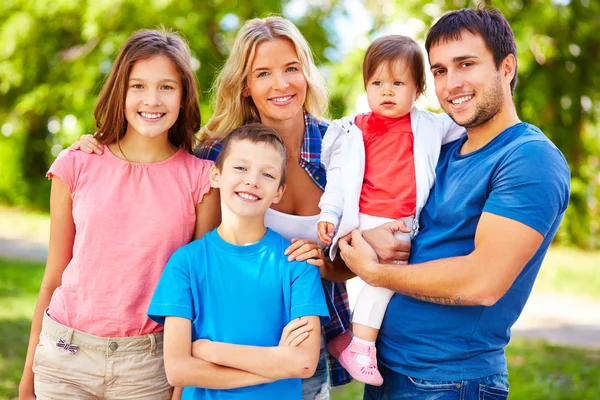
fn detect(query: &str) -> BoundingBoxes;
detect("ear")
[209,164,221,189]
[242,86,251,97]
[270,184,286,205]
[502,54,517,84]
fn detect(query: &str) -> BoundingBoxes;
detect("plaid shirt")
[194,112,352,386]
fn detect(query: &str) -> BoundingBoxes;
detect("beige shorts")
[33,312,172,400]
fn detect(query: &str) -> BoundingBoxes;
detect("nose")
[143,88,162,106]
[445,69,464,93]
[382,83,394,96]
[244,172,260,188]
[273,72,290,91]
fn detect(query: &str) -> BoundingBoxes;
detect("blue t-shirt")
[148,228,330,399]
[378,122,570,381]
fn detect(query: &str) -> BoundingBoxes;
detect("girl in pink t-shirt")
[19,29,219,400]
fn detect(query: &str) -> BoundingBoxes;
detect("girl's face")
[366,60,419,119]
[244,38,308,127]
[124,55,182,139]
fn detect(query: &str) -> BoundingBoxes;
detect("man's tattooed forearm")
[401,291,463,305]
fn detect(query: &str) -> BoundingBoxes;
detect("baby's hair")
[363,35,426,98]
[215,123,288,186]
[94,28,200,152]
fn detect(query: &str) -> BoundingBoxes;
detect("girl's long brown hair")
[94,28,200,152]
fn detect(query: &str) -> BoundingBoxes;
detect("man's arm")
[193,315,322,380]
[163,317,274,389]
[339,212,543,306]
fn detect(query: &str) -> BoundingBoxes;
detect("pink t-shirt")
[47,146,213,337]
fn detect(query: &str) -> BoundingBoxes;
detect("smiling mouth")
[269,95,295,103]
[139,112,166,120]
[236,191,261,201]
[450,95,474,106]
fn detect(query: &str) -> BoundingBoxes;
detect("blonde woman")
[73,16,411,399]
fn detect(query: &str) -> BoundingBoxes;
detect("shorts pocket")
[32,339,46,371]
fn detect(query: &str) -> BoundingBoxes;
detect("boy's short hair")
[424,6,518,94]
[363,35,426,97]
[215,123,288,186]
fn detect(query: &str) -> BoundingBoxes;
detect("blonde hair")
[200,16,328,140]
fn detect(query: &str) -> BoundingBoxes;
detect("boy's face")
[210,139,285,219]
[366,60,419,119]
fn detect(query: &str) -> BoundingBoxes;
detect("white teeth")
[238,192,258,200]
[272,96,292,103]
[140,112,164,119]
[451,96,473,105]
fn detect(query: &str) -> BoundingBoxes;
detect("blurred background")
[1,0,599,399]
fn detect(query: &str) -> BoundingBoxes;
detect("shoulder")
[178,150,214,170]
[193,138,223,162]
[503,124,568,169]
[304,111,330,138]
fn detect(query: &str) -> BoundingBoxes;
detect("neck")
[112,129,176,163]
[262,111,305,157]
[461,103,520,155]
[218,206,267,245]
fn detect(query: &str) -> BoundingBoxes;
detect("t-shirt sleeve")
[290,261,331,325]
[46,149,81,193]
[148,246,196,325]
[192,159,214,205]
[483,140,570,236]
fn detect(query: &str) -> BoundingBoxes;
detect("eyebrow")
[129,78,179,84]
[430,55,479,70]
[252,61,300,74]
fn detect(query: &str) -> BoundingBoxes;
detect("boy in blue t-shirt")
[148,124,330,399]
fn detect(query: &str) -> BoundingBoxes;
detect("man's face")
[429,31,505,129]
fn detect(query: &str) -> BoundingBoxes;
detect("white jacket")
[319,107,466,259]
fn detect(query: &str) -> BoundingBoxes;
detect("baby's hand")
[317,221,334,245]
[279,317,314,347]
[71,134,103,154]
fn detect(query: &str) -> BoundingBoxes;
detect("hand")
[362,221,411,263]
[191,338,213,362]
[317,222,334,245]
[338,230,380,286]
[285,238,325,267]
[278,317,314,347]
[71,134,103,154]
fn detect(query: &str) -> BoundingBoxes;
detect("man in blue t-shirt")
[338,7,570,400]
[148,124,329,399]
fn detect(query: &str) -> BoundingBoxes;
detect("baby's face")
[365,60,419,119]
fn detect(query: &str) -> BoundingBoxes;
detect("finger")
[326,223,335,236]
[306,258,325,268]
[387,220,411,234]
[279,318,308,345]
[284,239,315,256]
[289,331,311,347]
[282,323,313,346]
[295,248,321,262]
[287,244,315,261]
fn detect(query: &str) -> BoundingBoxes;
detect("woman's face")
[244,38,308,127]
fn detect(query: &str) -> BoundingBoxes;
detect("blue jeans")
[364,364,509,400]
[302,333,330,399]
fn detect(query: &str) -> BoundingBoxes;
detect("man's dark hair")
[425,7,518,94]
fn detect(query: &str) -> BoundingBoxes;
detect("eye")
[372,81,382,86]
[286,66,299,72]
[262,172,276,179]
[131,84,144,89]
[257,71,269,78]
[461,62,473,68]
[394,81,403,86]
[161,85,174,90]
[233,166,247,171]
[433,69,446,77]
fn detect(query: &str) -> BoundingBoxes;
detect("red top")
[356,112,417,218]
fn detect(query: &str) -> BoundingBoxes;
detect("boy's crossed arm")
[163,316,319,388]
[191,315,322,381]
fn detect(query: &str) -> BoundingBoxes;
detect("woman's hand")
[362,221,411,263]
[284,239,325,268]
[278,317,314,347]
[71,134,103,154]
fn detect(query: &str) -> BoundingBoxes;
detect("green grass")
[1,256,600,400]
